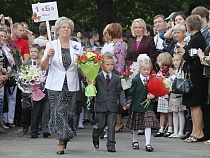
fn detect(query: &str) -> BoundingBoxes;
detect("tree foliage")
[1,0,209,37]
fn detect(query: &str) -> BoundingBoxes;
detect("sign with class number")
[32,1,59,22]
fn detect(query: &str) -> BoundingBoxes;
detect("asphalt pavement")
[1,118,210,158]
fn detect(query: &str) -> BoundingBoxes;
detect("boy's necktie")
[33,60,37,66]
[106,74,110,85]
[143,78,148,86]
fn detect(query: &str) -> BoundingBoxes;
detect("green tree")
[1,0,209,39]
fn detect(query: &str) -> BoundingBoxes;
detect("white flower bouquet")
[17,65,46,101]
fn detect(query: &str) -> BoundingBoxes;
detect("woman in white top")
[40,17,82,155]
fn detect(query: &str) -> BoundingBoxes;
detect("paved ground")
[1,119,210,158]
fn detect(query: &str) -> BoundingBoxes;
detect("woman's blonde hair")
[173,24,186,32]
[54,17,74,37]
[157,52,173,66]
[131,18,147,37]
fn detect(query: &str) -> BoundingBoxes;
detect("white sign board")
[32,2,58,22]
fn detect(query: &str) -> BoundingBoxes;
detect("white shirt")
[140,74,149,84]
[102,71,112,79]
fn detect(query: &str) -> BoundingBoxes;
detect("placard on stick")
[32,1,59,47]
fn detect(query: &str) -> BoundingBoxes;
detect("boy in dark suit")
[21,44,50,138]
[92,52,128,152]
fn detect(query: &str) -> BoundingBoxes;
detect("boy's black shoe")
[108,149,116,152]
[31,135,38,139]
[43,132,51,138]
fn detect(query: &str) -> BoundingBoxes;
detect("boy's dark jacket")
[94,71,126,112]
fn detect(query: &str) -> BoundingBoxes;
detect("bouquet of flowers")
[118,66,133,90]
[17,65,46,101]
[76,51,104,108]
[141,73,171,109]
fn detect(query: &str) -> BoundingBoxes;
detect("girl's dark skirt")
[126,110,159,130]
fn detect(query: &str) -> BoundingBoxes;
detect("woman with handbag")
[197,43,210,145]
[182,15,207,143]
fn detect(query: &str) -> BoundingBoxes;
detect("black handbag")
[172,61,193,94]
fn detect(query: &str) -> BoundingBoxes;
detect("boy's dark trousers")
[31,96,50,137]
[21,95,31,132]
[92,112,116,150]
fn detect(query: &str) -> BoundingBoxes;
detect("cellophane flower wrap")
[118,66,133,90]
[17,65,46,101]
[141,72,171,109]
[76,52,104,108]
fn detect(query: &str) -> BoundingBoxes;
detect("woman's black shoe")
[56,150,64,155]
[57,144,65,155]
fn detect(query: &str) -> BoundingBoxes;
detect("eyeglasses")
[60,26,71,30]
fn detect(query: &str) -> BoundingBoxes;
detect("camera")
[190,48,198,57]
[5,17,9,20]
[1,68,6,75]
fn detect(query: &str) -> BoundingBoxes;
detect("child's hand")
[123,100,131,110]
[147,93,155,99]
[86,78,95,85]
[169,68,174,76]
[123,103,130,110]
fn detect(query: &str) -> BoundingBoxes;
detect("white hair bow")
[137,54,150,63]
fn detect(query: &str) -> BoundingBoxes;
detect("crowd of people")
[0,5,210,155]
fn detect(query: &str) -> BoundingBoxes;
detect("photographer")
[0,14,13,30]
[182,15,207,143]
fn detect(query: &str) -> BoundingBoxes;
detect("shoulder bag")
[171,60,193,94]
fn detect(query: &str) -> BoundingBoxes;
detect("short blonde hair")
[173,53,183,58]
[54,17,74,37]
[139,59,152,70]
[103,52,114,61]
[157,52,173,66]
[131,18,147,37]
[173,24,186,32]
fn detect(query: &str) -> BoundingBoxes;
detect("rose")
[81,56,86,63]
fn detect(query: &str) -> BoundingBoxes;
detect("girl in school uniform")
[126,54,159,152]
[154,52,173,137]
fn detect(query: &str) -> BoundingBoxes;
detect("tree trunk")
[96,0,113,44]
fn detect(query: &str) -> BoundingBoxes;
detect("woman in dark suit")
[126,18,157,68]
[182,15,207,142]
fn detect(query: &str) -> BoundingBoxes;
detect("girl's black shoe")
[132,142,139,149]
[145,144,154,152]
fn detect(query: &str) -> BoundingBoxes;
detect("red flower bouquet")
[147,74,170,97]
[141,72,171,109]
